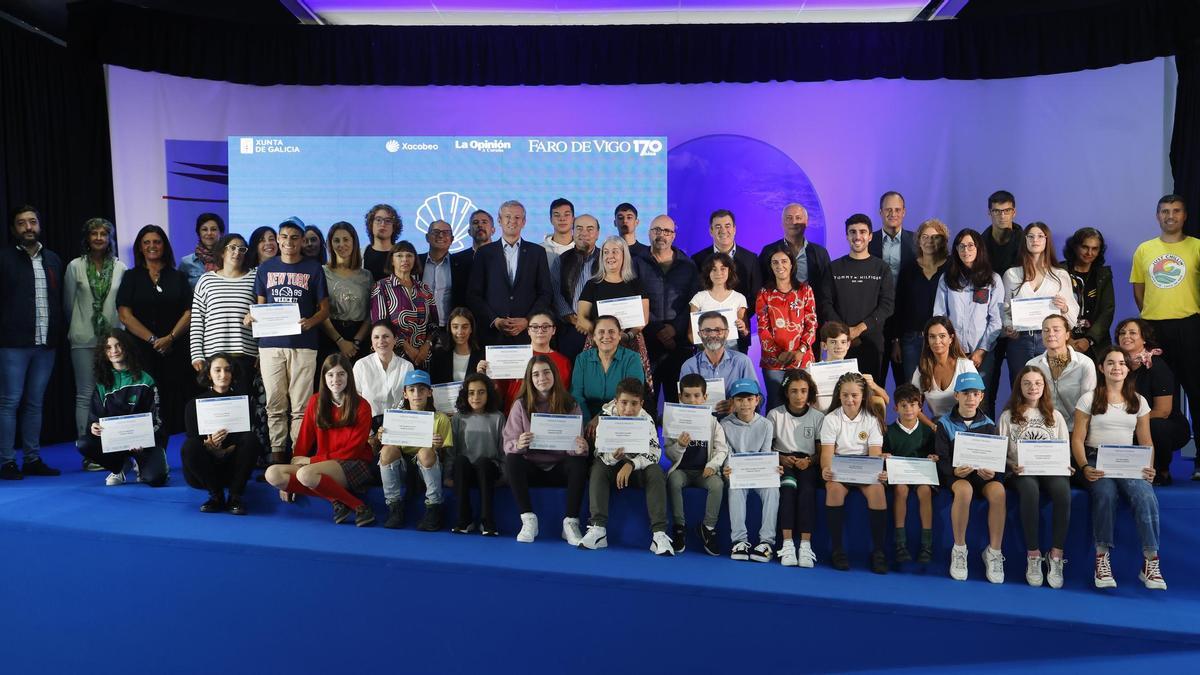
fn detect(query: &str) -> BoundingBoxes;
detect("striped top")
[190,270,258,361]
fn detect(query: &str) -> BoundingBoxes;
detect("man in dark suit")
[757,203,832,323]
[448,209,494,313]
[690,209,761,353]
[467,201,553,345]
[868,191,915,387]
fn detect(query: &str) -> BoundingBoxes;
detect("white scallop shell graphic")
[385,139,401,153]
[414,191,476,253]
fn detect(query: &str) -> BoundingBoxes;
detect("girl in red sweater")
[265,354,376,526]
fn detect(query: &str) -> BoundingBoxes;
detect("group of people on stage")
[2,190,1197,592]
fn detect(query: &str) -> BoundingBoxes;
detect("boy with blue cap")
[721,378,779,562]
[379,370,454,531]
[933,371,1006,583]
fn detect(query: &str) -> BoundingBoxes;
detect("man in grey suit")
[868,191,915,388]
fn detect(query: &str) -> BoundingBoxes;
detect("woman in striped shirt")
[190,233,258,395]
[370,240,438,369]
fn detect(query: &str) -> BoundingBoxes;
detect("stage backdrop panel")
[106,59,1173,326]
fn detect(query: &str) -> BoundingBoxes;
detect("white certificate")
[432,382,461,415]
[728,452,781,490]
[249,303,302,338]
[485,344,533,380]
[595,295,646,330]
[662,403,713,443]
[529,413,583,452]
[952,431,1008,472]
[1010,296,1058,332]
[690,308,739,345]
[195,395,251,435]
[806,359,859,401]
[831,455,884,485]
[1096,445,1153,480]
[381,409,435,447]
[885,456,939,485]
[99,413,156,453]
[1017,440,1071,476]
[595,416,651,455]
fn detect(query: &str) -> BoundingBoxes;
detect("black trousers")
[77,434,169,487]
[505,453,589,519]
[180,433,260,497]
[1149,415,1191,474]
[779,460,818,534]
[454,456,500,521]
[848,335,885,384]
[1148,315,1200,463]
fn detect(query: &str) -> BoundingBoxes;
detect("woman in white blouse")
[1003,222,1079,379]
[1071,346,1164,591]
[352,320,415,421]
[1027,314,1095,431]
[912,316,977,428]
[64,218,126,451]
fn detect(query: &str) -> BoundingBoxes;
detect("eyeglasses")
[649,228,675,236]
[428,230,452,238]
[373,216,397,224]
[226,245,249,254]
[919,234,944,242]
[528,324,555,332]
[956,242,977,251]
[989,207,1015,216]
[699,327,728,335]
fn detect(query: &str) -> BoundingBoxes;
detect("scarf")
[85,256,114,337]
[195,242,220,272]
[1131,348,1162,369]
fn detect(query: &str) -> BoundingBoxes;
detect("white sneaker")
[651,531,675,556]
[778,540,798,567]
[949,545,968,581]
[1094,552,1117,589]
[561,517,583,546]
[104,470,126,486]
[1140,556,1167,590]
[578,525,608,550]
[1046,556,1065,589]
[516,512,539,543]
[1025,555,1044,587]
[797,540,816,568]
[983,548,1005,584]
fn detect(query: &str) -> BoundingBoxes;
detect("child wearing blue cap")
[378,370,454,531]
[933,370,1006,583]
[721,377,779,562]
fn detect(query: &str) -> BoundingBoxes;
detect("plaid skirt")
[337,459,374,493]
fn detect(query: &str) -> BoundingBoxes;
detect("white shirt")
[1002,267,1080,330]
[452,351,470,383]
[352,352,415,417]
[542,235,574,260]
[1076,391,1150,448]
[912,357,978,418]
[819,407,883,456]
[1027,348,1097,430]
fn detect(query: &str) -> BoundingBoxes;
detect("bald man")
[634,215,701,403]
[419,218,454,326]
[757,203,832,323]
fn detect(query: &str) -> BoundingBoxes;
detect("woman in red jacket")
[265,354,376,526]
[756,248,818,412]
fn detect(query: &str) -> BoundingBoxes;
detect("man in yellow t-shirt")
[1130,194,1200,481]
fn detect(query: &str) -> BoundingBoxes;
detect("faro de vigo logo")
[415,191,476,253]
[1150,254,1185,289]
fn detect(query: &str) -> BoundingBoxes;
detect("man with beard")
[757,203,832,323]
[680,311,757,416]
[0,205,64,479]
[819,214,895,383]
[449,209,495,313]
[635,215,701,404]
[550,214,601,360]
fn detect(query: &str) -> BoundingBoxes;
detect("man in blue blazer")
[867,191,915,387]
[467,201,554,345]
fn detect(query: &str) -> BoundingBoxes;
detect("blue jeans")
[762,368,787,413]
[1087,476,1160,553]
[1005,332,1046,384]
[898,332,924,387]
[0,347,56,464]
[381,454,443,505]
[729,486,779,546]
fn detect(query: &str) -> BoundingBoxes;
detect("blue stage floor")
[4,437,1200,674]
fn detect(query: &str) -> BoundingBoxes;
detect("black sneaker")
[451,518,476,534]
[354,504,375,527]
[671,525,687,554]
[480,518,499,537]
[0,462,23,481]
[697,523,720,556]
[332,501,352,524]
[917,545,933,564]
[200,493,225,513]
[22,459,60,476]
[227,496,247,516]
[82,458,105,472]
[895,542,912,563]
[831,549,850,571]
[871,550,889,575]
[384,501,405,529]
[417,502,444,531]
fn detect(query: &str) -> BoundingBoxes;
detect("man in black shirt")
[448,209,494,312]
[982,190,1022,397]
[819,214,895,383]
[636,215,701,404]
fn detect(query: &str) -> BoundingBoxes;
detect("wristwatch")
[147,334,157,344]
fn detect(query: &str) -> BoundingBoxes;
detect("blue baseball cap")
[727,378,761,398]
[953,371,986,393]
[403,370,432,389]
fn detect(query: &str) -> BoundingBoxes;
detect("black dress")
[116,266,193,434]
